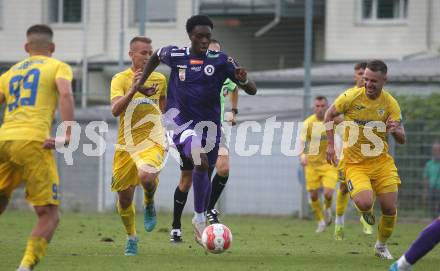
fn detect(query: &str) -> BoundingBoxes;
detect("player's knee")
[309,191,319,202]
[118,197,132,210]
[381,205,397,216]
[324,190,333,200]
[179,171,192,192]
[353,199,373,212]
[216,164,229,177]
[195,155,209,172]
[36,205,60,226]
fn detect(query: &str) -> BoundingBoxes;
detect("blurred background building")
[0,0,439,218]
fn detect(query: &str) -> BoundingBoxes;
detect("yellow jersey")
[110,69,167,150]
[334,87,401,164]
[0,55,72,142]
[300,114,328,166]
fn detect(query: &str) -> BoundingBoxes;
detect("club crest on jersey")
[354,104,365,110]
[204,65,215,76]
[377,108,385,116]
[179,68,186,81]
[190,59,203,65]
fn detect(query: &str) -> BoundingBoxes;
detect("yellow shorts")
[0,140,60,206]
[345,154,400,197]
[305,163,338,191]
[111,144,165,192]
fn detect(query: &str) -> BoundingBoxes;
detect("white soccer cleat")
[191,217,206,246]
[16,267,31,271]
[315,220,326,233]
[375,243,394,260]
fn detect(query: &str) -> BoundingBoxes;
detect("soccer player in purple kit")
[389,217,440,270]
[134,15,257,244]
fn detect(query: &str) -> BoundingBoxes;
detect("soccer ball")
[201,223,232,254]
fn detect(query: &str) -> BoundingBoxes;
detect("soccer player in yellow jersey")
[110,36,167,256]
[0,25,74,271]
[300,96,338,233]
[334,61,374,240]
[325,60,406,259]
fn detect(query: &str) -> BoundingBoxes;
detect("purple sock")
[405,218,440,265]
[192,169,210,213]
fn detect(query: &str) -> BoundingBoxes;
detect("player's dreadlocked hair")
[186,15,214,34]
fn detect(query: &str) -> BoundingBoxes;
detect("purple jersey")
[158,46,240,138]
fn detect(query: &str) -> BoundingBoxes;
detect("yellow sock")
[19,236,48,269]
[117,202,136,236]
[378,213,397,243]
[324,198,332,210]
[144,177,159,206]
[336,189,349,216]
[310,199,324,222]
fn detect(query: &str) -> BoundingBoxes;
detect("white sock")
[128,235,137,241]
[375,239,386,247]
[318,220,326,226]
[335,215,345,225]
[397,255,412,270]
[194,212,205,223]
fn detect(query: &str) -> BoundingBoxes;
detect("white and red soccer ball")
[201,224,232,254]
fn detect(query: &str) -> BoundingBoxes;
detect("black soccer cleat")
[207,209,221,225]
[170,228,183,243]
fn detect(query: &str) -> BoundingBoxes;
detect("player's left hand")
[137,83,159,97]
[42,136,70,149]
[234,67,247,82]
[386,117,401,133]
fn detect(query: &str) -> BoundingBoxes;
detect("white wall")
[0,0,193,63]
[325,0,431,60]
[430,0,440,51]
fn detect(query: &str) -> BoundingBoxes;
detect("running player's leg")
[305,165,326,232]
[374,156,401,260]
[112,151,140,255]
[322,165,338,226]
[136,145,165,232]
[170,169,192,243]
[390,217,440,271]
[375,189,398,260]
[207,153,229,224]
[18,141,61,269]
[18,204,59,270]
[346,165,375,226]
[138,167,159,232]
[175,134,212,244]
[0,162,21,215]
[116,186,138,256]
[334,183,349,240]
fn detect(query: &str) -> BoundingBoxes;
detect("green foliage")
[398,93,440,129]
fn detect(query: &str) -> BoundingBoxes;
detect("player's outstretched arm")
[0,92,4,105]
[324,104,341,165]
[136,50,161,90]
[234,68,257,95]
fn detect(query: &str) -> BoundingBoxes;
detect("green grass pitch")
[1,211,439,270]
